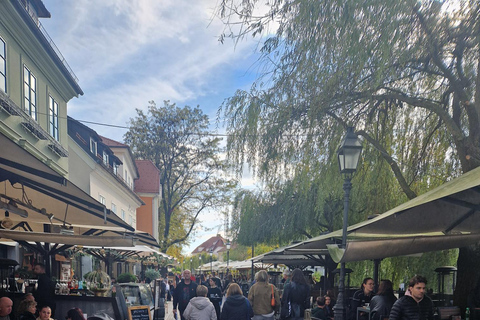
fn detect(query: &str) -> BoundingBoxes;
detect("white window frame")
[23,65,36,120]
[48,95,59,140]
[121,209,125,220]
[103,151,109,166]
[111,202,117,214]
[90,138,97,155]
[99,195,106,205]
[0,37,6,93]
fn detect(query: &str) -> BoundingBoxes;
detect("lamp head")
[337,126,363,177]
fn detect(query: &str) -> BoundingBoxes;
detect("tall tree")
[124,101,237,251]
[216,0,479,307]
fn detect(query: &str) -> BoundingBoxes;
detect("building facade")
[0,0,82,176]
[67,117,143,229]
[134,160,160,242]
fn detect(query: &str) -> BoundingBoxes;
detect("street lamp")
[209,249,213,274]
[334,126,363,320]
[199,255,202,274]
[226,241,231,272]
[190,258,192,271]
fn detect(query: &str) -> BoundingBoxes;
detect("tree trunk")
[454,245,480,313]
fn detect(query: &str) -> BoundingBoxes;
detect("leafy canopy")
[124,101,237,252]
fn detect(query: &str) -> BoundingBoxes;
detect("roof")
[99,135,129,148]
[191,235,228,255]
[134,160,160,193]
[99,135,140,179]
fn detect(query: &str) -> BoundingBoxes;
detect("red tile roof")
[191,234,229,255]
[99,135,128,147]
[135,160,160,193]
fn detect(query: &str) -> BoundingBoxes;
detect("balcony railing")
[17,0,79,83]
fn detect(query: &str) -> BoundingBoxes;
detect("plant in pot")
[84,270,111,296]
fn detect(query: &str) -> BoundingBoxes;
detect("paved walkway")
[164,300,174,320]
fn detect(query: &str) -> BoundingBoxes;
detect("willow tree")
[124,101,237,252]
[216,0,480,306]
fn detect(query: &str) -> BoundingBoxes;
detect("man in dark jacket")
[173,270,198,320]
[33,263,56,317]
[389,275,434,320]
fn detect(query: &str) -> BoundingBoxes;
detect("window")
[113,162,118,175]
[121,209,125,220]
[99,195,106,205]
[90,138,97,155]
[23,66,36,120]
[103,151,109,166]
[49,96,59,140]
[0,38,5,93]
[111,202,117,214]
[129,215,133,225]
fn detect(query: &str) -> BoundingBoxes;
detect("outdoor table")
[357,306,371,320]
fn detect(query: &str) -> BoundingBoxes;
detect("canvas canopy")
[270,166,480,264]
[0,229,137,247]
[0,134,134,233]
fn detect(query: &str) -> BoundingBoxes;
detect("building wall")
[0,1,80,176]
[68,137,141,228]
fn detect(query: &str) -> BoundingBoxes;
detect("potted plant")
[84,270,111,296]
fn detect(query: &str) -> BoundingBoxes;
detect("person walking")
[221,283,253,320]
[389,275,434,320]
[370,280,397,320]
[280,268,311,320]
[183,285,217,320]
[248,270,281,320]
[173,270,198,320]
[208,278,223,320]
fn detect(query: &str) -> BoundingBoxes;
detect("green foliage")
[145,269,161,282]
[124,100,238,251]
[216,0,479,307]
[117,273,137,283]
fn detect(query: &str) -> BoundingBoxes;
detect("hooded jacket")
[221,294,254,320]
[183,297,217,320]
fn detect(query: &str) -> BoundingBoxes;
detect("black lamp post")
[334,126,363,320]
[198,256,202,274]
[226,241,231,272]
[210,249,213,274]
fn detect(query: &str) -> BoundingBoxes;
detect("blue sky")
[40,0,263,254]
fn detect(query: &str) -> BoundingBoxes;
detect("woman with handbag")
[280,268,311,320]
[248,270,281,320]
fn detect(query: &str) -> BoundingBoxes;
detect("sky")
[40,0,264,254]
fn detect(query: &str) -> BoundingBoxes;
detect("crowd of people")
[167,269,436,320]
[0,263,436,320]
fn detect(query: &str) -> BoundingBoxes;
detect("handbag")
[271,284,276,307]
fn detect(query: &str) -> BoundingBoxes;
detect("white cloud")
[41,0,267,254]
